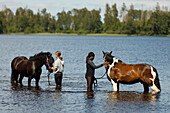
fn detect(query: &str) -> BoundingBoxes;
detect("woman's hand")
[103,61,107,65]
[51,67,56,71]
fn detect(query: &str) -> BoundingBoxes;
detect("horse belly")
[16,63,27,73]
[17,62,33,75]
[118,70,140,84]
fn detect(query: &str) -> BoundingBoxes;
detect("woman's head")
[55,51,61,58]
[88,52,95,58]
[86,52,95,62]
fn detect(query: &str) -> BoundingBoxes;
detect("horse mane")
[29,52,50,61]
[105,52,125,64]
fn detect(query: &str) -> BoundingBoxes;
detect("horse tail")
[11,58,16,83]
[150,66,161,92]
[154,68,161,91]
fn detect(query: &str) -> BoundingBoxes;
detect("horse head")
[29,52,54,73]
[103,51,114,62]
[102,51,114,71]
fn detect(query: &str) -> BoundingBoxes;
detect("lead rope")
[94,72,107,88]
[47,71,51,85]
[46,57,52,85]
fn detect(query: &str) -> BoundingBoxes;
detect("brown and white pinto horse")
[11,52,54,87]
[103,51,161,93]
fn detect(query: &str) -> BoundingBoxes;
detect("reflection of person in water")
[87,91,95,99]
[85,52,107,91]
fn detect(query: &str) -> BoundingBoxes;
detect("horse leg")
[28,77,32,87]
[35,76,40,87]
[19,74,24,86]
[11,70,19,83]
[111,79,118,91]
[11,70,16,83]
[14,73,19,84]
[142,82,149,93]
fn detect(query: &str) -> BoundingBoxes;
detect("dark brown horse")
[103,51,161,93]
[11,52,54,87]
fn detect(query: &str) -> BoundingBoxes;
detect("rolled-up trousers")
[86,76,95,91]
[55,72,63,86]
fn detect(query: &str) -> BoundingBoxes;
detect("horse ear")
[102,51,105,55]
[109,51,112,55]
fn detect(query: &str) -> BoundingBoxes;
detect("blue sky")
[0,0,170,18]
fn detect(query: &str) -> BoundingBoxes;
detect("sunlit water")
[0,35,170,113]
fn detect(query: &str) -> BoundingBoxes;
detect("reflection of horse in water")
[11,52,54,87]
[106,91,160,102]
[103,51,161,93]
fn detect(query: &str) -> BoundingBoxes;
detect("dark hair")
[86,52,95,63]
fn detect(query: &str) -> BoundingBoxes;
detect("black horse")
[11,52,54,87]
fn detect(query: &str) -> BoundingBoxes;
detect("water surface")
[0,35,170,113]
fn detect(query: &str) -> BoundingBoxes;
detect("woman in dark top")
[85,52,106,91]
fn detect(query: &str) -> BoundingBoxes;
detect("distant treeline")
[0,3,169,36]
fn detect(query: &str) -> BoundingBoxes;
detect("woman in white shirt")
[51,51,64,89]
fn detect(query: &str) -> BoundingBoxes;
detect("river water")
[0,35,170,113]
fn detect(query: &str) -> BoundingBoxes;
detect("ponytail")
[86,56,89,63]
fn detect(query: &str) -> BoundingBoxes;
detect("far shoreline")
[1,32,170,37]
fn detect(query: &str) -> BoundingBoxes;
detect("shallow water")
[0,35,170,113]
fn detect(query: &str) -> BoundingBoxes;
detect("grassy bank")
[3,32,170,37]
[6,32,128,36]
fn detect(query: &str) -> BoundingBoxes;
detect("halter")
[46,57,51,68]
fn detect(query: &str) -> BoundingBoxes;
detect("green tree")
[40,8,50,32]
[103,3,120,33]
[2,7,14,33]
[49,16,57,33]
[90,9,102,33]
[123,4,136,34]
[112,4,120,32]
[0,11,5,33]
[14,7,29,32]
[56,10,72,33]
[120,3,127,22]
[103,3,112,32]
[146,3,169,35]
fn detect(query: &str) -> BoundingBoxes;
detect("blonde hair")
[55,51,61,57]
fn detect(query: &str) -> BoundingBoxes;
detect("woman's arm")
[51,67,56,71]
[51,60,59,71]
[88,60,103,69]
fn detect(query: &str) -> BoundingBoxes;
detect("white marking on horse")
[107,57,119,91]
[32,61,36,75]
[111,79,118,91]
[150,66,160,92]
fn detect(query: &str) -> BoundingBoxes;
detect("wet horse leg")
[28,76,32,87]
[11,70,19,83]
[142,82,149,93]
[14,71,19,83]
[14,74,19,83]
[111,79,119,91]
[35,76,40,87]
[19,74,24,86]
